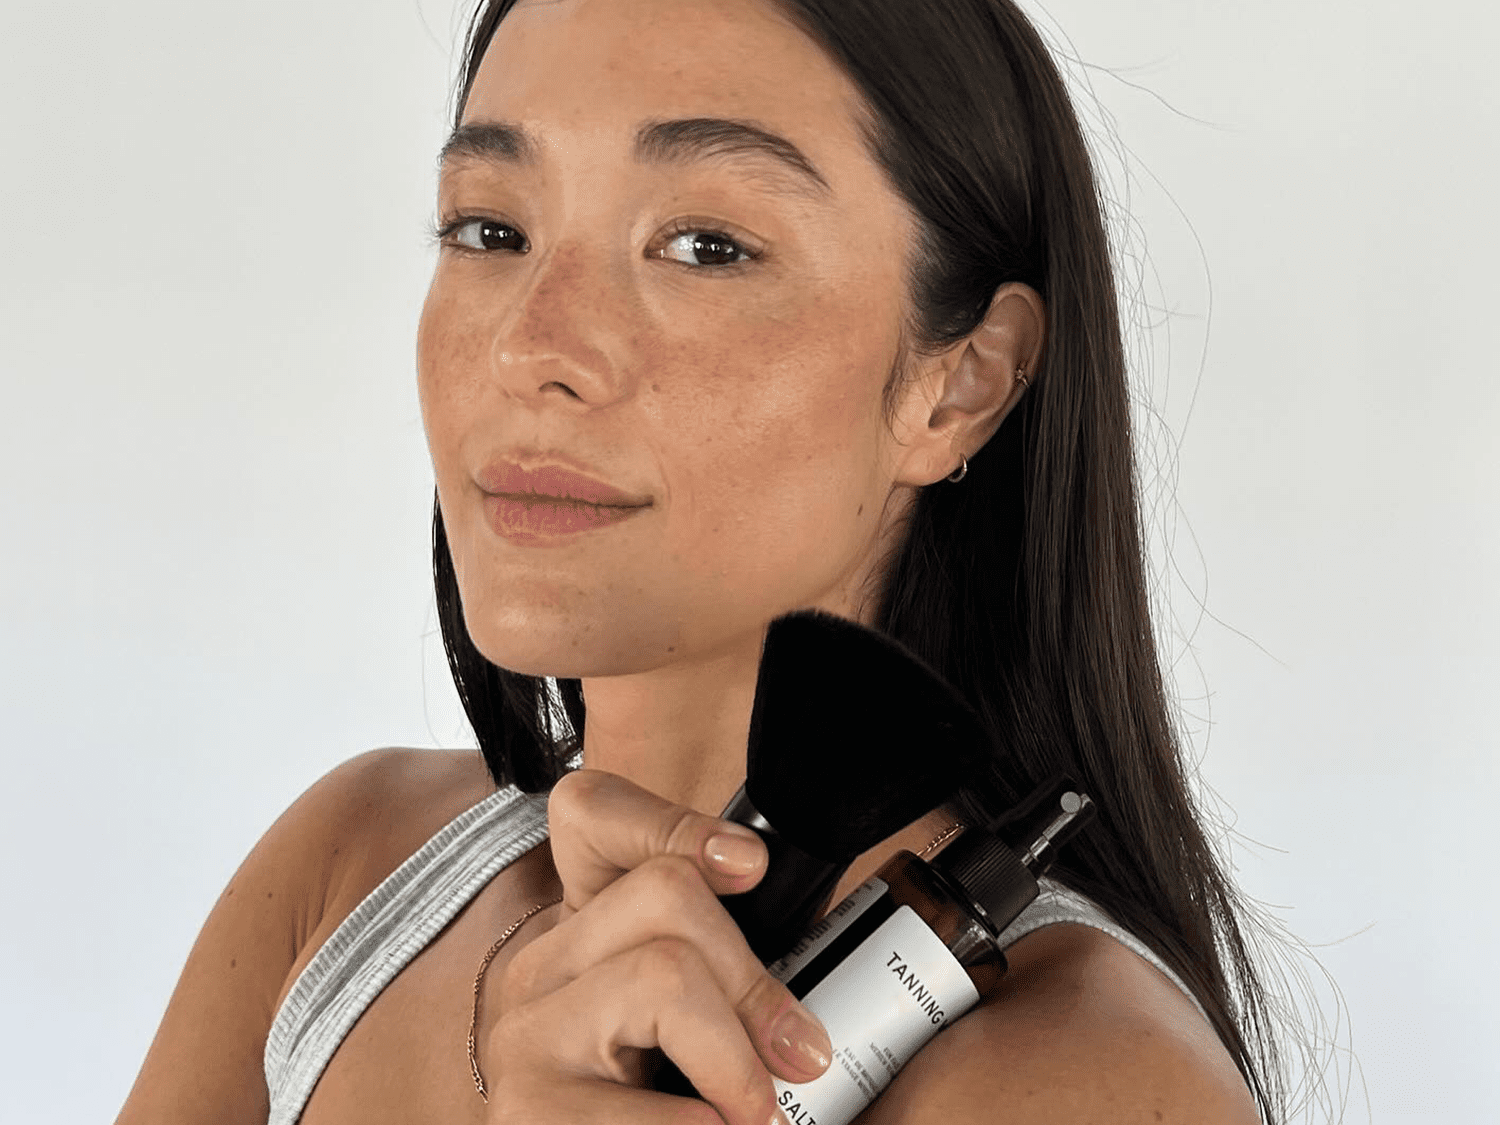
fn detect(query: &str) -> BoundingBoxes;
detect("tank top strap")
[996,877,1211,1026]
[263,782,550,1125]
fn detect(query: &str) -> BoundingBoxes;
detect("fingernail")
[771,1108,792,1125]
[772,1003,832,1075]
[705,831,763,875]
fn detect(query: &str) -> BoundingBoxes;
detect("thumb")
[547,769,767,915]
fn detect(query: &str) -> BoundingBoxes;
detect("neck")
[578,633,762,816]
[575,629,962,914]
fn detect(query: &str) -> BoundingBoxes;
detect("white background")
[1,1,1494,1121]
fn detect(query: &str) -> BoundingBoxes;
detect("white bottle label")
[772,904,981,1125]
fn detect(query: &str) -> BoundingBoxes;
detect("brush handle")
[719,786,849,966]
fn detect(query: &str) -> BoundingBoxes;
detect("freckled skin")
[413,0,1042,811]
[417,0,928,690]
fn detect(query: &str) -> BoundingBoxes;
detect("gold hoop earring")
[947,364,1029,487]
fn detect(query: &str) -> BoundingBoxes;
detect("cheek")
[417,282,476,426]
[647,310,891,576]
[415,281,502,609]
[416,278,496,494]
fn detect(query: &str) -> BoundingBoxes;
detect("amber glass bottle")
[768,781,1095,1125]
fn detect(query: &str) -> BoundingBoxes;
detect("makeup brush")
[655,609,994,1100]
[720,608,994,966]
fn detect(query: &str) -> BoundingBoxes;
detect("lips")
[476,458,652,543]
[482,494,646,542]
[476,461,651,508]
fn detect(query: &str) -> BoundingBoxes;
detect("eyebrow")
[437,116,835,204]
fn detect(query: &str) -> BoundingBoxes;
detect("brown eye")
[439,217,527,254]
[656,226,754,269]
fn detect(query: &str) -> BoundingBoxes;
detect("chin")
[462,601,686,680]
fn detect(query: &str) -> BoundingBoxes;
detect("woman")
[116,0,1285,1121]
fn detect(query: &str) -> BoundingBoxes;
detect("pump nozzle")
[932,775,1096,936]
[1003,780,1095,877]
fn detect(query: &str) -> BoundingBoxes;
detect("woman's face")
[417,0,932,678]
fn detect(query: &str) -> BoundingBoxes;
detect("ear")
[890,282,1047,487]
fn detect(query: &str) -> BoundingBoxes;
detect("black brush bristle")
[744,609,991,860]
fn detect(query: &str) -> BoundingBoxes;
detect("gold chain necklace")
[466,820,964,1102]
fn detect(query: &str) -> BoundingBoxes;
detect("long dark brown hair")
[432,0,1292,1119]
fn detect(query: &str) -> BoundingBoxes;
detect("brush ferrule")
[720,786,849,965]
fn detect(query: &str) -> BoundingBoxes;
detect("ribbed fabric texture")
[263,783,549,1125]
[264,788,1205,1123]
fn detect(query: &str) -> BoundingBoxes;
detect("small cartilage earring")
[946,454,968,484]
[1015,364,1030,392]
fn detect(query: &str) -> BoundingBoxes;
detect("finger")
[494,938,791,1125]
[547,769,767,913]
[504,852,831,1083]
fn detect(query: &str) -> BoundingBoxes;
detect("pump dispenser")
[766,777,1095,1125]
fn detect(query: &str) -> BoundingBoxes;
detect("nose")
[488,242,636,408]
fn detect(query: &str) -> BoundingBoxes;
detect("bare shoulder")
[304,746,501,924]
[230,745,499,954]
[114,747,497,1125]
[855,923,1262,1125]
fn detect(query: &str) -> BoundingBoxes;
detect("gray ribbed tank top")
[263,783,1208,1124]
